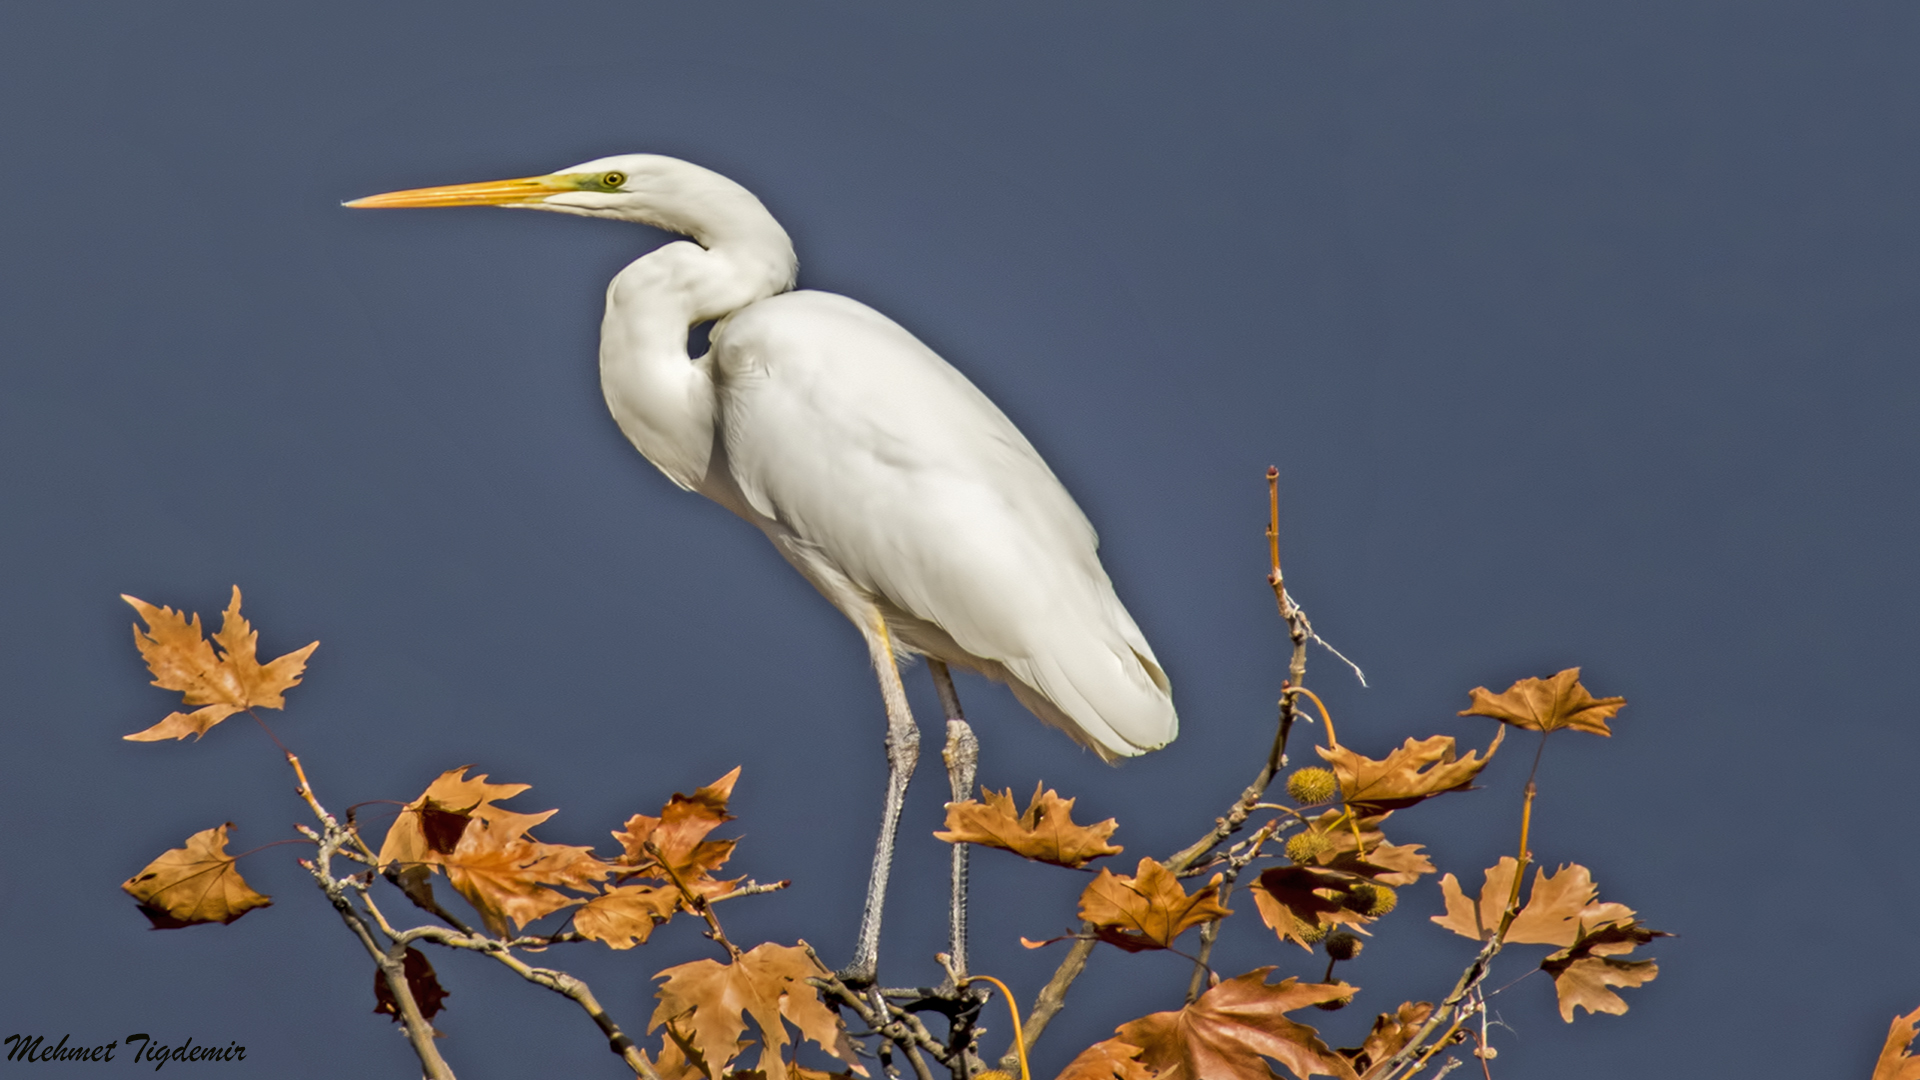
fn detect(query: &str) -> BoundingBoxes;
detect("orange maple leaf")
[936,783,1123,868]
[650,942,865,1080]
[612,768,744,900]
[1077,858,1231,953]
[1289,809,1435,887]
[1458,667,1625,736]
[122,588,318,741]
[1872,1005,1920,1080]
[1431,858,1636,946]
[1336,1001,1434,1079]
[1056,1036,1157,1080]
[1110,969,1359,1080]
[1317,730,1503,816]
[574,884,682,949]
[1540,921,1664,1021]
[122,824,272,927]
[378,767,536,873]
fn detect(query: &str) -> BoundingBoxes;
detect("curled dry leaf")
[1431,858,1636,947]
[1290,809,1434,886]
[1458,667,1625,736]
[1251,865,1375,951]
[122,587,318,742]
[1055,1036,1156,1080]
[1317,730,1503,816]
[1110,969,1359,1080]
[1872,1004,1920,1080]
[1336,1001,1434,1080]
[1541,921,1665,1021]
[122,824,271,927]
[1078,858,1231,953]
[378,767,534,873]
[612,767,744,900]
[373,946,450,1024]
[935,782,1122,868]
[650,942,865,1080]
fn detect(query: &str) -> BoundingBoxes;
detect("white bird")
[347,154,1177,984]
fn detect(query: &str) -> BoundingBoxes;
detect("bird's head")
[346,153,782,247]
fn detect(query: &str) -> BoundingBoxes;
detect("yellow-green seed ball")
[1351,883,1398,917]
[1285,831,1331,864]
[1296,921,1331,944]
[1314,995,1354,1012]
[1287,767,1339,806]
[1325,931,1363,961]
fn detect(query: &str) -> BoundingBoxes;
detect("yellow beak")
[343,175,572,209]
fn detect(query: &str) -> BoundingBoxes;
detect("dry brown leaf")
[1111,969,1359,1080]
[443,815,608,937]
[1458,667,1625,737]
[650,942,865,1080]
[575,884,682,949]
[1541,922,1664,1021]
[1251,865,1383,951]
[1431,859,1636,947]
[1336,1001,1434,1079]
[1290,810,1435,887]
[935,782,1122,868]
[1055,1036,1156,1080]
[122,588,318,741]
[613,768,744,899]
[373,946,450,1024]
[1317,730,1503,817]
[1078,858,1231,953]
[122,824,272,927]
[378,767,536,873]
[1872,1005,1920,1080]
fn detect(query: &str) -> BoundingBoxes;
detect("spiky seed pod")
[1286,767,1339,806]
[1285,830,1332,864]
[1348,882,1398,916]
[1314,995,1354,1011]
[1296,920,1331,944]
[1325,931,1363,961]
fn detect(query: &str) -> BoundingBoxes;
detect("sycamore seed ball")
[1287,767,1339,806]
[1285,831,1332,863]
[1348,882,1398,917]
[1325,931,1363,961]
[1314,995,1354,1012]
[1297,921,1331,944]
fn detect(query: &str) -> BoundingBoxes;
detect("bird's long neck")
[598,190,796,494]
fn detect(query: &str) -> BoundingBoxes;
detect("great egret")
[347,155,1178,984]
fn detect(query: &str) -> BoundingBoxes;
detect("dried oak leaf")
[122,588,318,742]
[1336,1001,1434,1079]
[1431,858,1635,946]
[1056,1036,1157,1080]
[1458,667,1624,737]
[1872,1005,1920,1080]
[122,824,272,927]
[613,767,744,900]
[1318,730,1504,816]
[1078,857,1231,953]
[650,942,865,1080]
[935,782,1122,868]
[1291,810,1435,887]
[1252,865,1381,951]
[1540,921,1665,1021]
[373,946,450,1024]
[574,884,682,949]
[1112,969,1359,1080]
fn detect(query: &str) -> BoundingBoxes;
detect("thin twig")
[1185,820,1280,1003]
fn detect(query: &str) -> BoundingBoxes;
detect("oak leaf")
[936,782,1122,868]
[1317,730,1503,816]
[122,588,318,741]
[1872,1005,1920,1080]
[574,884,682,949]
[650,942,865,1080]
[373,946,449,1024]
[122,824,272,927]
[1431,859,1635,946]
[1336,1002,1434,1079]
[613,768,744,900]
[1459,667,1624,736]
[1540,921,1664,1021]
[1111,969,1359,1080]
[1078,858,1231,953]
[1252,865,1375,951]
[1056,1036,1156,1080]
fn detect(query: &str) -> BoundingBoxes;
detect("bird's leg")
[929,660,978,990]
[842,615,921,989]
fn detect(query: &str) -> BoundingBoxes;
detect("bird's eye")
[601,171,627,190]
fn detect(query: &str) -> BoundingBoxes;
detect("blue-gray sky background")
[2,4,1915,1077]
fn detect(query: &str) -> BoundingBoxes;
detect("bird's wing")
[711,291,1176,757]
